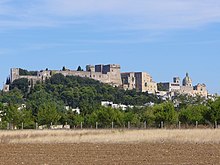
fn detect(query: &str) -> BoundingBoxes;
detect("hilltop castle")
[5,64,158,94]
[9,64,122,88]
[3,64,208,98]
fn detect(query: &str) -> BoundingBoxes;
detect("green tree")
[157,83,168,91]
[179,105,208,125]
[19,68,37,76]
[10,78,29,95]
[19,108,35,129]
[6,77,11,85]
[77,66,83,71]
[73,115,84,127]
[204,98,220,123]
[50,73,67,85]
[37,102,61,126]
[123,111,140,127]
[62,66,66,71]
[2,105,22,129]
[0,88,24,105]
[142,107,156,126]
[153,102,177,126]
[87,107,124,128]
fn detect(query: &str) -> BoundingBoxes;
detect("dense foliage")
[19,68,37,76]
[157,82,169,91]
[0,74,219,129]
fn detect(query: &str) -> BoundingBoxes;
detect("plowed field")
[0,143,220,165]
[1,129,220,164]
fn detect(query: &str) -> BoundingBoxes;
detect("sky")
[0,0,220,94]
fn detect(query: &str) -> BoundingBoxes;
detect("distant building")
[180,73,194,95]
[121,72,157,94]
[158,73,208,98]
[5,66,209,98]
[121,72,136,90]
[9,64,122,88]
[65,106,81,114]
[193,83,208,97]
[101,101,134,111]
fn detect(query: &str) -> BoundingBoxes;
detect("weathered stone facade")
[193,83,208,97]
[121,72,157,94]
[121,72,136,90]
[158,73,208,98]
[10,64,122,88]
[8,67,208,97]
[10,68,40,88]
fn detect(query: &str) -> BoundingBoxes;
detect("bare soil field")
[1,143,220,165]
[0,129,220,165]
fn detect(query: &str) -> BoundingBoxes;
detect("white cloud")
[0,0,220,29]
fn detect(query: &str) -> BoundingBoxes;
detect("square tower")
[10,68,20,82]
[95,65,103,72]
[173,77,180,84]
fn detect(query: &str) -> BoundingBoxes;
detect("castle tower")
[102,64,122,86]
[95,65,104,73]
[10,68,20,82]
[173,77,180,84]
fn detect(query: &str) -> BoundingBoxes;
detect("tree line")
[0,74,219,129]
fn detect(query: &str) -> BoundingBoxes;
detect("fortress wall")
[53,70,112,84]
[10,64,123,88]
[105,65,122,86]
[18,76,41,85]
[91,72,110,84]
[51,70,90,78]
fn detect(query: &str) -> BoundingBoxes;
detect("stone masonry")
[10,64,122,88]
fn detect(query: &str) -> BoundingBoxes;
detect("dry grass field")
[0,129,220,164]
[0,129,220,144]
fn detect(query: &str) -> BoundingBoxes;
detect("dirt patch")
[0,143,220,165]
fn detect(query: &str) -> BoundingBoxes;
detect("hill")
[0,73,220,129]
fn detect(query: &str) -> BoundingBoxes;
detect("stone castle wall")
[9,68,208,97]
[121,72,157,94]
[10,64,122,87]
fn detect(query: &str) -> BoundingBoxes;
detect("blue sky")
[0,0,220,94]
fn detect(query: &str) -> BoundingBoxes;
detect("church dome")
[182,73,192,87]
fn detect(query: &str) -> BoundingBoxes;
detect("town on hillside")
[3,64,208,99]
